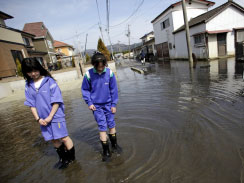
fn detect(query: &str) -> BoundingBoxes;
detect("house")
[53,40,75,68]
[54,40,74,56]
[0,11,30,78]
[21,31,47,67]
[173,0,244,60]
[151,0,215,60]
[23,22,57,67]
[140,31,156,61]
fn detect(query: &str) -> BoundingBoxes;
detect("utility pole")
[106,0,114,60]
[118,41,122,53]
[126,25,131,60]
[83,33,88,63]
[182,0,193,68]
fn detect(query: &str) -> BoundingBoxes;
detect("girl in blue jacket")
[22,57,75,169]
[82,52,122,161]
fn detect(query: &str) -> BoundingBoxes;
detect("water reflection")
[0,58,244,183]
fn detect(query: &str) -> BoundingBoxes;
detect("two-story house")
[173,0,244,60]
[54,40,74,56]
[0,11,30,78]
[151,0,215,60]
[23,22,57,67]
[54,40,75,67]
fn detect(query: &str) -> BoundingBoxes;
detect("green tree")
[97,38,110,61]
[16,58,23,76]
[85,53,91,64]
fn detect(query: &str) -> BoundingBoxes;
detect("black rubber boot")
[54,143,66,169]
[58,146,75,169]
[109,133,122,154]
[101,140,111,162]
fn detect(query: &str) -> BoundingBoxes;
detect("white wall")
[174,23,206,59]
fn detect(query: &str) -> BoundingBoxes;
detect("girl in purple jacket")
[22,57,75,169]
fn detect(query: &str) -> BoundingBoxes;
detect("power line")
[110,0,144,28]
[61,23,98,41]
[95,0,105,42]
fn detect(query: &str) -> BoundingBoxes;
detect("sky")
[1,0,244,51]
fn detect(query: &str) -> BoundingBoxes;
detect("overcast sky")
[1,0,244,50]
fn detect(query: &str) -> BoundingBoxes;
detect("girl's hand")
[89,105,96,111]
[39,118,47,126]
[111,107,116,114]
[44,116,52,124]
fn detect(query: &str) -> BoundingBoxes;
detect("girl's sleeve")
[24,86,36,107]
[81,71,93,106]
[109,70,118,107]
[50,79,63,105]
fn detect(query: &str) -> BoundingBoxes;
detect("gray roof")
[173,1,244,34]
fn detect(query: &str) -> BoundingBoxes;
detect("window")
[194,34,205,45]
[23,37,30,46]
[52,56,57,63]
[58,48,62,52]
[11,50,24,64]
[47,40,53,49]
[160,18,170,30]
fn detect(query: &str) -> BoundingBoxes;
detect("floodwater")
[0,58,244,183]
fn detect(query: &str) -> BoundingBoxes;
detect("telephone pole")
[126,25,131,60]
[106,0,114,60]
[182,0,193,68]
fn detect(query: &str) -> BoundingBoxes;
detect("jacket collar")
[93,67,106,74]
[29,76,50,90]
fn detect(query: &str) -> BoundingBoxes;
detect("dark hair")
[21,57,53,85]
[91,52,107,70]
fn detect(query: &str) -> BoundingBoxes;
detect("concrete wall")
[0,61,117,99]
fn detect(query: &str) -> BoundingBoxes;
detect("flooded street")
[1,58,244,183]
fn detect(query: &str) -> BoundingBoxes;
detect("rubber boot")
[59,146,75,169]
[101,140,111,162]
[54,143,66,169]
[109,133,122,154]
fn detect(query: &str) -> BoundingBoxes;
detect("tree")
[86,53,91,63]
[97,38,110,61]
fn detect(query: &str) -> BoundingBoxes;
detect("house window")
[11,50,24,72]
[23,37,30,46]
[194,34,205,45]
[169,43,172,50]
[58,48,62,52]
[161,18,170,30]
[52,56,57,63]
[47,40,53,49]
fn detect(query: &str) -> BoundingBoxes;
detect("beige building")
[0,11,29,78]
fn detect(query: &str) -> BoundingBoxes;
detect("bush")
[16,58,23,76]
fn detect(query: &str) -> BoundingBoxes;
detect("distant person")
[21,57,75,169]
[140,50,145,65]
[81,52,122,162]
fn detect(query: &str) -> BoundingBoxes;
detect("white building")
[151,0,215,60]
[140,31,156,56]
[173,0,244,60]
